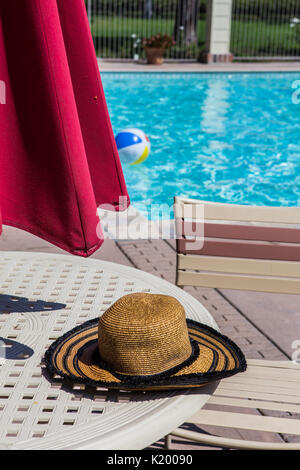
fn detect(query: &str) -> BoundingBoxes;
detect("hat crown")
[98,293,192,375]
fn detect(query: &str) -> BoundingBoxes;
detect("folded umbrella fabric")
[0,0,129,256]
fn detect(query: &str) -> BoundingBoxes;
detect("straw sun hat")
[45,293,246,391]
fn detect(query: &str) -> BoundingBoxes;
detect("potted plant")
[142,34,175,65]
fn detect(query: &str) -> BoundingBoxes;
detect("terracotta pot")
[144,47,165,65]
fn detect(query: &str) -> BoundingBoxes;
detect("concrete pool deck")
[98,59,300,73]
[0,224,299,449]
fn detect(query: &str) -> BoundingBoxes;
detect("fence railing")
[85,1,300,61]
[231,0,300,59]
[85,0,205,61]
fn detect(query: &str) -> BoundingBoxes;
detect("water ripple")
[102,72,300,219]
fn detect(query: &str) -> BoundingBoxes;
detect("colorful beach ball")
[115,128,151,166]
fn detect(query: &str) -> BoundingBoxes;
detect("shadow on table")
[0,294,66,314]
[42,363,218,404]
[0,337,34,360]
[0,295,65,363]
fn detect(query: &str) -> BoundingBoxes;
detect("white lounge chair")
[167,196,300,450]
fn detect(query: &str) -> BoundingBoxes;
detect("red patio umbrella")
[0,0,130,257]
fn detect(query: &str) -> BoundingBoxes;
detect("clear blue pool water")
[101,72,300,219]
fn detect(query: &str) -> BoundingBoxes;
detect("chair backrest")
[174,196,300,294]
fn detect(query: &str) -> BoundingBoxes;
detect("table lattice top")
[0,252,218,450]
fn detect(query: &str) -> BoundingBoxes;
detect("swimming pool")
[101,72,300,219]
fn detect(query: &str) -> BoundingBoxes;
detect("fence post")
[87,0,92,27]
[200,0,233,63]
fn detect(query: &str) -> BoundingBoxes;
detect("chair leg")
[164,434,172,449]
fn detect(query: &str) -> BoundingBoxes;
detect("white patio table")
[0,251,218,450]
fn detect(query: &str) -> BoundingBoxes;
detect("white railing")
[231,0,300,60]
[85,1,300,61]
[85,0,204,61]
